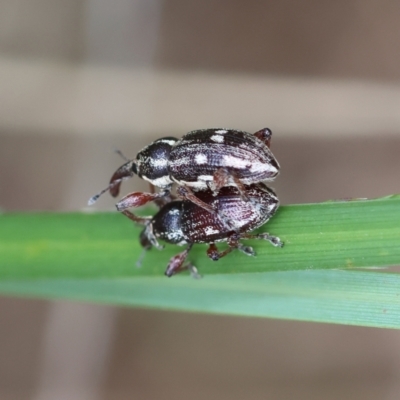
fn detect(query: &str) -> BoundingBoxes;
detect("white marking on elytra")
[210,134,224,143]
[221,155,249,169]
[169,156,190,167]
[197,175,213,181]
[221,154,278,175]
[215,129,228,134]
[158,139,177,146]
[204,226,220,235]
[171,178,208,188]
[195,153,207,164]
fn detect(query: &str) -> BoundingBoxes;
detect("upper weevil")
[89,128,280,221]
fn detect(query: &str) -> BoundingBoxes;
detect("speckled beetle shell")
[168,129,279,189]
[142,183,279,246]
[139,183,282,277]
[89,127,281,230]
[181,184,279,243]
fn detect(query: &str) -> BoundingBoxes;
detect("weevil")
[88,128,280,223]
[132,183,283,277]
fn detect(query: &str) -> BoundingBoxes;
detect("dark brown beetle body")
[181,184,278,242]
[139,183,283,277]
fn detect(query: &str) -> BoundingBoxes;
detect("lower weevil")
[134,183,283,277]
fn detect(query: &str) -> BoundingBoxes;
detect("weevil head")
[139,202,185,251]
[135,137,178,188]
[107,160,138,198]
[87,158,137,205]
[87,137,178,206]
[151,201,187,245]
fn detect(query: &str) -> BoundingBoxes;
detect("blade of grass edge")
[0,269,399,329]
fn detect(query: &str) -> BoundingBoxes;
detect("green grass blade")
[0,270,398,328]
[1,195,399,278]
[0,195,400,328]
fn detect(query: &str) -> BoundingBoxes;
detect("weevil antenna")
[136,248,148,267]
[114,148,130,162]
[87,178,125,205]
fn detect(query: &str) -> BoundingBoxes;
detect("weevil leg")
[231,174,250,202]
[207,235,255,261]
[206,231,283,268]
[116,189,171,224]
[176,186,216,214]
[210,167,229,195]
[212,167,250,202]
[116,189,170,212]
[253,128,272,148]
[231,239,256,256]
[120,209,152,226]
[228,234,256,256]
[206,243,234,261]
[241,232,284,248]
[236,243,256,256]
[149,183,175,208]
[216,233,283,260]
[165,244,194,277]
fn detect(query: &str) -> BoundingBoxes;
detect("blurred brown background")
[1,1,400,399]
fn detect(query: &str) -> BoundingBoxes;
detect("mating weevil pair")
[89,128,283,277]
